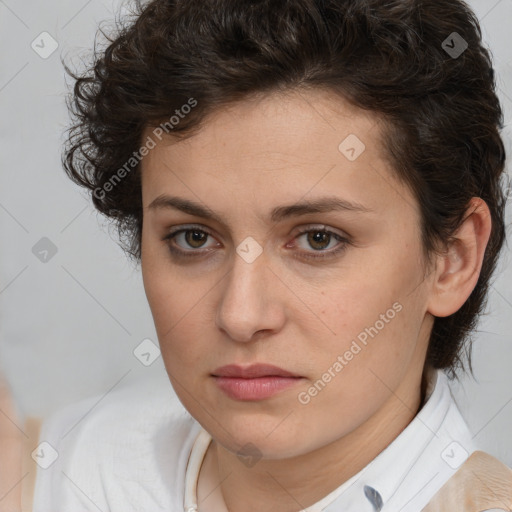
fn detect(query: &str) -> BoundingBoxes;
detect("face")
[140,89,435,460]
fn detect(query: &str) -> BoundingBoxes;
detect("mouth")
[211,364,303,401]
[212,363,301,379]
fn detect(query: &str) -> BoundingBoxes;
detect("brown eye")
[183,229,208,249]
[162,225,219,258]
[292,227,351,261]
[305,230,332,251]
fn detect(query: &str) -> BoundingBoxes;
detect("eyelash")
[162,224,351,261]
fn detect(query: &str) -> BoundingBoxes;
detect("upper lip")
[212,364,300,378]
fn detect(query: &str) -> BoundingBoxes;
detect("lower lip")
[213,376,302,401]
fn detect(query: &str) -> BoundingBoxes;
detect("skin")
[0,375,22,512]
[140,88,491,512]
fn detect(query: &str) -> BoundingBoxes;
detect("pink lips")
[212,364,303,401]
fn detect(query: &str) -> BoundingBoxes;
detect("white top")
[33,369,478,512]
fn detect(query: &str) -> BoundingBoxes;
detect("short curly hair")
[63,0,507,377]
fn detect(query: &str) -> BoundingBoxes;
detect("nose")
[215,248,285,343]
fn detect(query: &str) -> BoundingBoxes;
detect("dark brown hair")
[63,0,507,377]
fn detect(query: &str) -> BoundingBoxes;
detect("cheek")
[313,248,426,367]
[141,252,213,375]
[141,240,184,349]
[298,288,423,439]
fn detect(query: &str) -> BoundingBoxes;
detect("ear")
[427,197,492,318]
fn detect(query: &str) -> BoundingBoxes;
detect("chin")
[209,417,313,460]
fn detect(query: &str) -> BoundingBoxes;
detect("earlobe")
[427,197,492,318]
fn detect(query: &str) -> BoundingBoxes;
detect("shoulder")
[422,451,512,511]
[411,370,512,511]
[32,373,200,512]
[381,370,481,510]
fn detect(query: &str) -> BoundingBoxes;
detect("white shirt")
[33,369,478,512]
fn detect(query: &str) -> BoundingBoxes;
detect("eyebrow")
[147,194,374,224]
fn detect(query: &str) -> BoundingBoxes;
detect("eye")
[163,225,219,258]
[290,225,350,260]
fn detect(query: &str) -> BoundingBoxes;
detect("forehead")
[144,89,379,160]
[140,89,416,221]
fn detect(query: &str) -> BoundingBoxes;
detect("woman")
[32,0,512,510]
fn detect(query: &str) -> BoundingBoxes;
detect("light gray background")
[1,0,511,463]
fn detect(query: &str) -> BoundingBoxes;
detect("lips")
[211,364,303,401]
[211,363,300,378]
